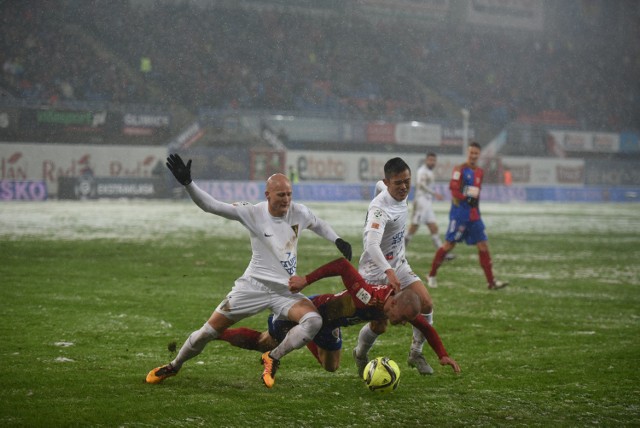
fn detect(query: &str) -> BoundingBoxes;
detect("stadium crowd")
[1,1,638,132]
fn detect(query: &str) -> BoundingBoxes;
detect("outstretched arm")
[410,316,461,373]
[167,153,241,220]
[307,215,352,261]
[289,258,389,309]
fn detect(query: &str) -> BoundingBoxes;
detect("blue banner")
[197,181,640,203]
[0,180,48,201]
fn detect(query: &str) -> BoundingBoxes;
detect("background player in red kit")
[427,142,508,290]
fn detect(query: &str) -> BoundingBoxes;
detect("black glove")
[166,153,192,185]
[466,196,479,208]
[335,238,352,261]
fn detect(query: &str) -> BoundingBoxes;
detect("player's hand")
[166,153,192,185]
[288,275,307,293]
[463,185,480,198]
[439,356,461,373]
[385,269,401,293]
[466,196,478,207]
[335,238,352,261]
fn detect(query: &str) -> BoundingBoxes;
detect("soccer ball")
[363,357,400,393]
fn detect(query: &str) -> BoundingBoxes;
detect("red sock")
[479,250,495,285]
[218,327,262,351]
[306,341,322,366]
[429,247,448,277]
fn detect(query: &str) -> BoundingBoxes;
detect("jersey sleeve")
[410,316,448,359]
[304,258,392,309]
[362,206,393,272]
[449,165,466,202]
[185,182,242,221]
[303,204,340,243]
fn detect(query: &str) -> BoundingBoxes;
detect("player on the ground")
[145,154,352,388]
[405,152,455,261]
[354,157,437,376]
[219,257,460,374]
[426,142,508,290]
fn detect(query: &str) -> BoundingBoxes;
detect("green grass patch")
[1,202,639,426]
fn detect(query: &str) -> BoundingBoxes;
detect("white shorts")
[362,259,421,290]
[411,198,437,225]
[215,275,310,322]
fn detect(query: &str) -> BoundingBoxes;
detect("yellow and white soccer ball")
[363,357,400,393]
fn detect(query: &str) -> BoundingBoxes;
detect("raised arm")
[166,153,240,220]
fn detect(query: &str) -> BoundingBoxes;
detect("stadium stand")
[1,1,638,154]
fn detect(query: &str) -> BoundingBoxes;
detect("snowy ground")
[1,199,640,241]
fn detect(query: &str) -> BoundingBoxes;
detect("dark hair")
[384,157,410,179]
[469,141,482,150]
[426,152,437,158]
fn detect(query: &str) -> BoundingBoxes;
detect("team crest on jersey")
[385,251,394,260]
[392,230,405,245]
[356,288,372,305]
[291,224,299,237]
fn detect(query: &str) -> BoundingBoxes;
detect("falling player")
[218,257,460,374]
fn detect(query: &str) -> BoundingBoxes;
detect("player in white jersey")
[353,157,437,376]
[405,152,456,262]
[146,154,352,388]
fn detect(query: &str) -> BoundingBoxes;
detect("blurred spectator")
[0,0,637,133]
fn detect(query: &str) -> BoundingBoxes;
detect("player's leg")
[468,221,508,290]
[427,217,463,286]
[427,240,456,287]
[318,348,341,373]
[426,221,442,248]
[427,215,456,261]
[405,202,422,247]
[405,223,419,247]
[311,326,342,372]
[401,270,435,375]
[261,297,322,387]
[353,319,387,376]
[146,310,235,384]
[146,276,267,384]
[218,328,276,352]
[269,298,321,360]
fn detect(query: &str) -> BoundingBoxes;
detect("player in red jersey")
[219,257,460,374]
[426,142,508,290]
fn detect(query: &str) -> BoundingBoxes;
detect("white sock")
[431,234,443,249]
[269,312,322,360]
[410,312,433,354]
[171,322,219,369]
[355,323,379,358]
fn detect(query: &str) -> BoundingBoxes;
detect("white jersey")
[185,182,339,288]
[358,187,408,282]
[414,163,437,203]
